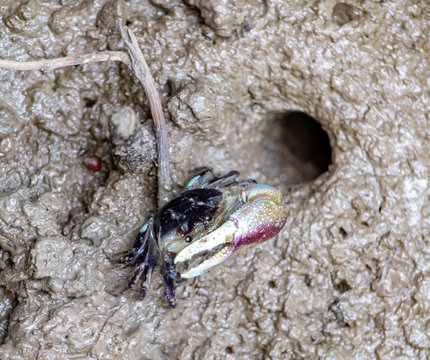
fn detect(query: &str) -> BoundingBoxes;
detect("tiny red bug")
[83,155,102,172]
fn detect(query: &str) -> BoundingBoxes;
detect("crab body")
[116,169,288,307]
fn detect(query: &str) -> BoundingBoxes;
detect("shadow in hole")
[261,111,332,185]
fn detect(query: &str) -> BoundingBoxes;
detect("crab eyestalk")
[174,184,288,278]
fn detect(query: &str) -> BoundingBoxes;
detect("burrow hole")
[332,3,362,27]
[261,111,332,185]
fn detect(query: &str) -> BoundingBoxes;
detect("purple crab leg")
[162,262,177,308]
[205,170,240,189]
[119,260,147,294]
[112,219,153,264]
[167,265,185,283]
[185,168,216,190]
[113,232,149,265]
[119,235,154,295]
[140,253,157,298]
[185,168,242,190]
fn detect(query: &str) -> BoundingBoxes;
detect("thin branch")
[119,25,170,207]
[0,27,171,208]
[0,51,130,71]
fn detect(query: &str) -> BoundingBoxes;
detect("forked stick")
[0,26,170,208]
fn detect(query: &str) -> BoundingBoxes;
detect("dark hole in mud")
[262,111,332,184]
[303,274,312,287]
[162,79,174,98]
[310,335,317,343]
[333,279,351,293]
[281,112,332,173]
[268,280,276,288]
[332,3,361,26]
[84,98,96,108]
[244,23,252,32]
[339,227,348,238]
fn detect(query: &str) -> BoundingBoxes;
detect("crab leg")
[185,168,241,190]
[112,218,153,265]
[162,262,177,307]
[140,253,156,298]
[119,231,156,296]
[119,260,147,294]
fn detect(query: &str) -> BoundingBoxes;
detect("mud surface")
[1,0,430,359]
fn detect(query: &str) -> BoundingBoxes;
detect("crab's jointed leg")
[162,261,177,307]
[140,253,157,298]
[116,219,159,299]
[112,218,153,265]
[185,168,239,190]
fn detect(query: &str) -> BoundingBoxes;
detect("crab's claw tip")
[174,220,237,277]
[180,244,236,278]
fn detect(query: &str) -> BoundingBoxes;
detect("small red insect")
[83,155,102,172]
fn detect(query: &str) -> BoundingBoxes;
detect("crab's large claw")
[174,184,288,278]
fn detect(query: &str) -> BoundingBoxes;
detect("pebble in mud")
[108,106,157,172]
[185,0,245,37]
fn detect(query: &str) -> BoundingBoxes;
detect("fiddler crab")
[115,168,288,307]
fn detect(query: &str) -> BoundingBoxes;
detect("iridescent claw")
[174,184,288,278]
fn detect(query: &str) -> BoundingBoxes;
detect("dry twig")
[0,26,170,208]
[0,51,130,71]
[119,25,170,206]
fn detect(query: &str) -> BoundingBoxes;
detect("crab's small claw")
[174,184,288,278]
[174,220,237,278]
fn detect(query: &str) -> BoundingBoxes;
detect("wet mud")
[1,0,430,359]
